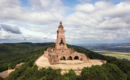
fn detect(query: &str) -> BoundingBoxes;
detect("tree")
[63,70,77,80]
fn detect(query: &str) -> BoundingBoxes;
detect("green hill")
[0,42,53,72]
[0,43,130,80]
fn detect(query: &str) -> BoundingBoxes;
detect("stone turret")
[55,21,68,49]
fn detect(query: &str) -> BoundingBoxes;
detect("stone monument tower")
[55,22,67,49]
[35,22,106,75]
[42,22,88,64]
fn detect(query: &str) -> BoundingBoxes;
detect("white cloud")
[0,0,65,25]
[0,0,130,44]
[75,3,95,12]
[64,1,130,44]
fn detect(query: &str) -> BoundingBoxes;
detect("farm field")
[94,50,130,60]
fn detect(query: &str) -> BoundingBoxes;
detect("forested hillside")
[0,43,130,80]
[0,43,53,72]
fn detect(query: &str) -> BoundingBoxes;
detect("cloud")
[29,0,63,11]
[0,0,66,25]
[75,3,95,12]
[63,1,130,43]
[0,0,130,44]
[78,0,130,3]
[1,24,21,34]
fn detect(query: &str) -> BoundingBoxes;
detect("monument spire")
[55,22,67,49]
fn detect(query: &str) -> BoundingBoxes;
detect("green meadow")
[94,50,130,60]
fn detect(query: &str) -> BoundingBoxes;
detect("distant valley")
[80,43,130,60]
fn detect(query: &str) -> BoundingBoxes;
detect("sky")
[0,0,130,44]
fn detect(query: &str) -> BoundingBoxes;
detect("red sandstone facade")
[44,22,88,64]
[35,22,106,75]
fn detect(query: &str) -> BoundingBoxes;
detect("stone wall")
[44,47,89,64]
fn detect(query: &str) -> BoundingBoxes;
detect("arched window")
[74,56,79,60]
[67,56,72,60]
[60,56,66,60]
[60,39,64,45]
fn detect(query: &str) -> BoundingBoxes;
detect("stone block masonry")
[35,22,106,75]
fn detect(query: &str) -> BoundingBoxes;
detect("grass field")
[94,50,130,60]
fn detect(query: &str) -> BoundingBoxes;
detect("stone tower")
[35,22,106,75]
[55,22,68,49]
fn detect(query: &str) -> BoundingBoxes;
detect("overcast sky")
[0,0,130,44]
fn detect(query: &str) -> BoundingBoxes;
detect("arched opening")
[60,56,66,60]
[67,56,72,60]
[74,56,79,60]
[59,39,64,45]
